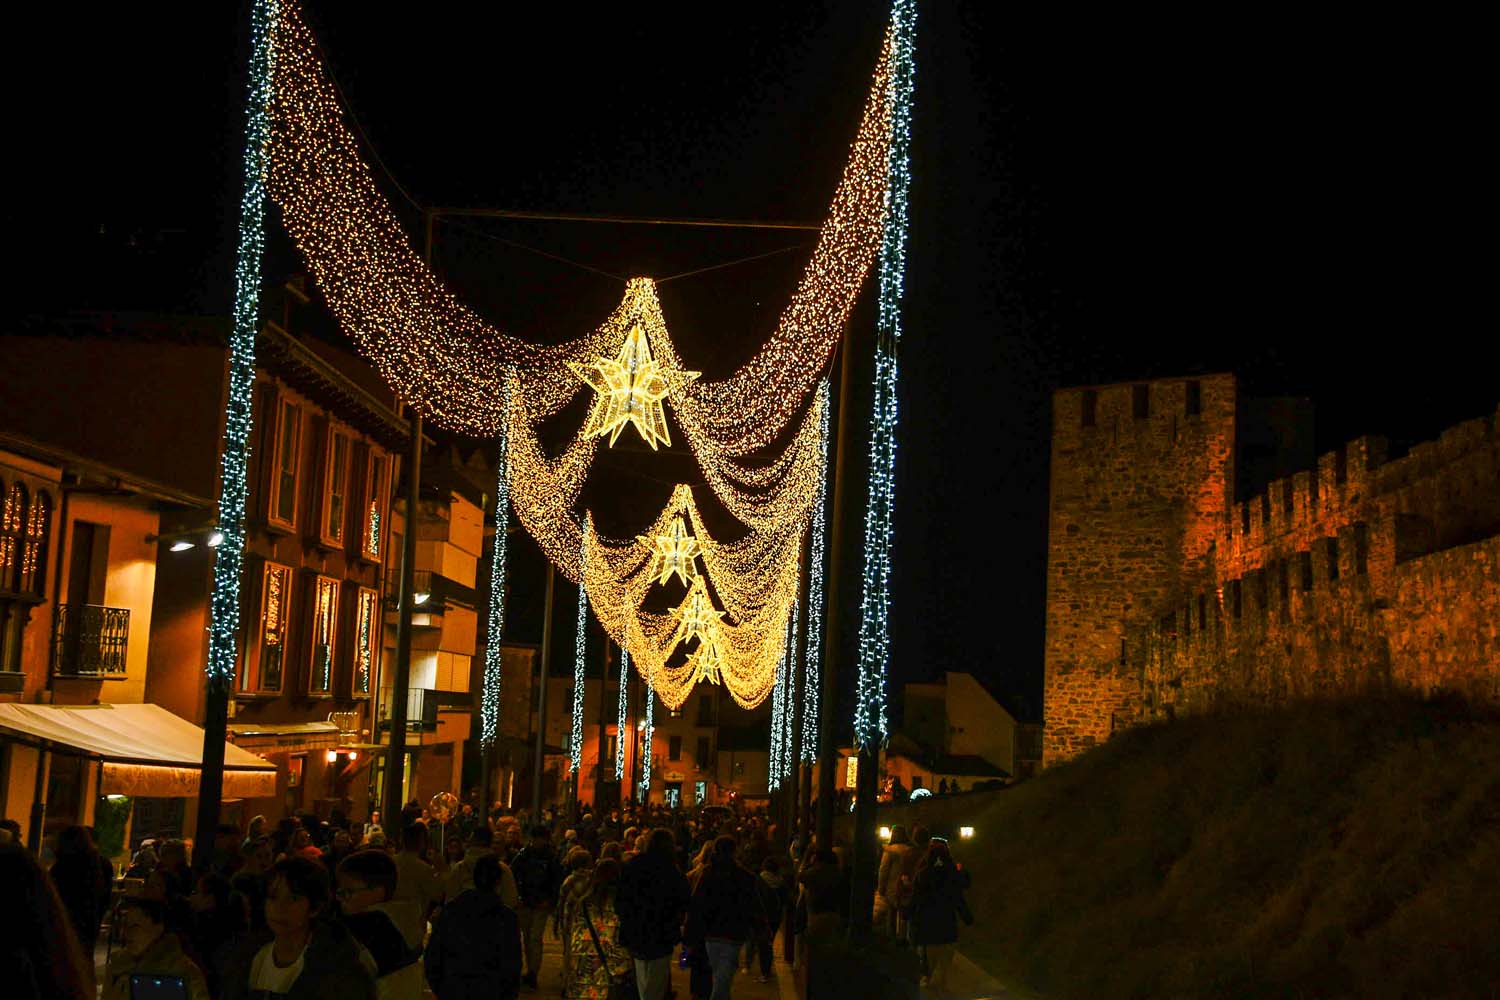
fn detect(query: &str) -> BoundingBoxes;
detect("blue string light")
[571,532,589,774]
[782,595,799,781]
[801,378,831,763]
[639,668,655,801]
[207,0,275,685]
[615,643,629,780]
[854,0,916,748]
[769,641,785,791]
[481,409,511,751]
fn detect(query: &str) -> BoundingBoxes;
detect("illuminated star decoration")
[645,515,702,588]
[687,633,725,686]
[567,323,698,450]
[670,577,726,650]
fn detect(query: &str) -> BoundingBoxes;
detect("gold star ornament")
[687,633,725,686]
[644,516,702,588]
[567,323,698,450]
[670,576,725,649]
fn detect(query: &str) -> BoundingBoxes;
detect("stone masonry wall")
[1043,374,1236,764]
[1141,403,1500,720]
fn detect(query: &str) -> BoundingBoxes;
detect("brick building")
[1044,373,1500,765]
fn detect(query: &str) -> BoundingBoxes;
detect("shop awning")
[228,721,341,754]
[0,702,276,798]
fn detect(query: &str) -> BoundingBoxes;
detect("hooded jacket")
[424,888,522,1000]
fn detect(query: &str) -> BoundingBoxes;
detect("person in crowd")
[441,832,466,872]
[565,859,633,1000]
[749,856,790,983]
[908,838,973,995]
[336,850,423,1000]
[210,823,246,875]
[616,828,691,1000]
[0,816,22,847]
[126,844,159,880]
[188,870,249,996]
[598,840,624,864]
[103,896,211,1000]
[390,823,439,949]
[873,824,914,935]
[244,815,269,848]
[0,841,94,1000]
[509,824,563,991]
[290,828,323,861]
[555,847,595,997]
[49,825,113,961]
[326,828,355,871]
[444,826,519,909]
[233,836,275,935]
[894,825,930,940]
[424,854,522,1000]
[686,836,765,1000]
[221,856,376,1000]
[793,848,848,970]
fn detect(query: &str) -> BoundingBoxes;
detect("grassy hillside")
[865,696,1500,998]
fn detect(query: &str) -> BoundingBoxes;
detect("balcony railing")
[52,603,130,678]
[377,687,439,732]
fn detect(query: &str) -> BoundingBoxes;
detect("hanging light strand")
[571,528,590,773]
[480,408,511,751]
[640,667,655,800]
[801,379,831,761]
[615,642,629,780]
[208,0,276,684]
[854,0,916,749]
[781,594,800,782]
[769,640,786,791]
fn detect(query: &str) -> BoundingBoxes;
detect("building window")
[696,736,710,769]
[668,735,682,761]
[1198,594,1207,630]
[0,482,26,589]
[270,400,303,530]
[1230,579,1242,620]
[323,428,351,546]
[1283,481,1295,516]
[604,733,618,766]
[1354,523,1369,575]
[697,693,716,726]
[1081,390,1097,428]
[845,755,858,787]
[19,491,51,595]
[1299,550,1314,590]
[695,779,707,804]
[363,454,387,561]
[1132,384,1150,420]
[309,576,339,695]
[1326,537,1340,582]
[1185,380,1202,417]
[246,562,293,692]
[353,586,378,696]
[912,775,923,790]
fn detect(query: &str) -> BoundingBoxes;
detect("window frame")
[243,560,294,694]
[269,398,303,532]
[352,585,379,698]
[321,425,352,548]
[362,452,388,562]
[19,490,52,596]
[308,574,340,697]
[1,481,27,592]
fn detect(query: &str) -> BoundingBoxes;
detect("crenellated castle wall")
[1045,372,1500,766]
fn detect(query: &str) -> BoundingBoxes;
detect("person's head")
[248,815,268,839]
[587,858,621,905]
[290,829,311,850]
[529,825,550,846]
[337,849,398,914]
[331,829,351,854]
[762,855,781,875]
[889,824,910,847]
[566,847,593,872]
[468,826,494,849]
[239,837,272,873]
[401,823,428,855]
[646,827,676,861]
[505,824,524,850]
[600,841,623,862]
[158,839,188,868]
[266,857,330,941]
[472,854,504,895]
[445,834,465,863]
[119,896,169,958]
[55,826,95,859]
[911,826,931,851]
[711,835,737,865]
[214,823,241,851]
[923,838,953,870]
[132,845,159,871]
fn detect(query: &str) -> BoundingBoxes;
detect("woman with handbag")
[569,859,636,1000]
[908,838,973,996]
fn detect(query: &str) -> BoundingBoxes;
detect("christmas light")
[208,0,274,685]
[571,529,589,774]
[567,323,697,450]
[668,577,725,650]
[801,380,831,762]
[481,413,511,751]
[781,594,799,781]
[768,649,785,791]
[644,515,702,588]
[640,666,655,799]
[615,642,629,780]
[853,0,916,748]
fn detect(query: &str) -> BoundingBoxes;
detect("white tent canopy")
[0,702,276,798]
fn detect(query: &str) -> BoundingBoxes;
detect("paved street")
[527,931,797,1000]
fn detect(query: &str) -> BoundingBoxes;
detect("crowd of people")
[0,799,975,1000]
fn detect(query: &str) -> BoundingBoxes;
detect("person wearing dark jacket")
[508,826,562,990]
[686,836,766,1000]
[615,828,690,1000]
[220,856,377,1000]
[907,839,973,995]
[337,850,423,1000]
[49,825,113,961]
[425,855,522,1000]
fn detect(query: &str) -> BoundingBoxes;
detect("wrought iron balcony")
[52,603,130,678]
[377,686,439,732]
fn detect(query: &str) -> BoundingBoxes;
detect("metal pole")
[596,641,610,808]
[816,330,859,851]
[383,409,422,825]
[530,563,556,820]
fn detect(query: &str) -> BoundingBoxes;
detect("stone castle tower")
[1043,374,1236,765]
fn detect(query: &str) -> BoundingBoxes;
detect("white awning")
[0,702,276,798]
[228,721,341,754]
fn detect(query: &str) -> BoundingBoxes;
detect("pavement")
[526,931,797,999]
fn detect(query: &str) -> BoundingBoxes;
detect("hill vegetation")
[871,695,1500,998]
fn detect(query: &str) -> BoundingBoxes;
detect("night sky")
[10,5,1495,728]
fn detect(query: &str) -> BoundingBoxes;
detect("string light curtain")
[854,0,916,748]
[208,0,275,684]
[639,669,655,801]
[801,380,831,761]
[480,416,511,751]
[615,643,629,780]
